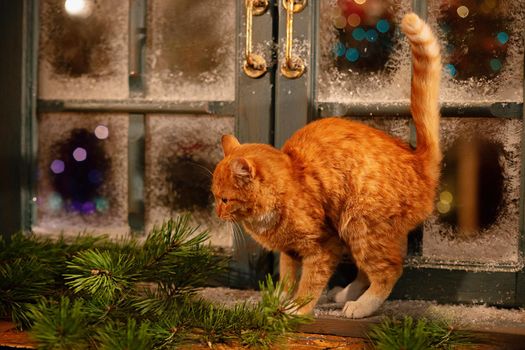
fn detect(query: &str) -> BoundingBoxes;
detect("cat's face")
[211,135,273,222]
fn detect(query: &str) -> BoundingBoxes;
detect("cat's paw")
[342,297,382,319]
[327,283,367,303]
[326,286,344,302]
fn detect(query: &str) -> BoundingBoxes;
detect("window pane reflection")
[430,0,524,102]
[145,115,234,249]
[35,113,129,236]
[146,0,236,101]
[318,0,412,103]
[422,118,521,267]
[38,0,129,100]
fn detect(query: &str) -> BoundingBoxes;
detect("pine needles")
[368,316,476,350]
[0,216,312,349]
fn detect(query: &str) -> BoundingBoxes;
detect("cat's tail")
[401,13,442,179]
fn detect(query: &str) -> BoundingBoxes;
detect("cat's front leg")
[279,251,301,295]
[292,237,342,315]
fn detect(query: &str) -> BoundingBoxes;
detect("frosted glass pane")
[35,113,129,236]
[38,0,129,100]
[318,0,412,103]
[422,118,522,267]
[146,0,236,101]
[429,0,524,102]
[145,115,235,248]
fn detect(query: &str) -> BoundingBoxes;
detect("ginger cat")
[212,13,441,318]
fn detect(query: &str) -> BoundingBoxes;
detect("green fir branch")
[1,217,312,349]
[64,249,139,303]
[368,316,476,350]
[28,297,94,350]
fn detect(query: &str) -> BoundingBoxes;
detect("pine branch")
[28,297,95,350]
[64,249,139,303]
[367,316,476,350]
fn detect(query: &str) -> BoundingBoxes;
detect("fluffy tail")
[401,13,442,179]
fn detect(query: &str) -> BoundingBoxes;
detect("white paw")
[327,283,368,303]
[342,296,383,319]
[326,286,344,302]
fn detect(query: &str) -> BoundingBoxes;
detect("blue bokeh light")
[365,29,379,42]
[334,41,346,57]
[352,27,366,41]
[497,31,509,45]
[445,63,457,77]
[345,48,360,62]
[490,58,502,71]
[376,19,390,33]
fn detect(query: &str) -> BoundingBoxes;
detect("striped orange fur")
[212,13,441,318]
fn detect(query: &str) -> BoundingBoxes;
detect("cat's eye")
[221,198,228,204]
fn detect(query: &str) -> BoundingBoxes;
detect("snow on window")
[422,118,522,268]
[146,0,236,101]
[318,0,412,103]
[144,115,235,249]
[429,0,525,102]
[35,113,129,237]
[38,0,129,100]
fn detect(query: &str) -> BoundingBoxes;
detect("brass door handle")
[281,0,306,79]
[243,0,269,79]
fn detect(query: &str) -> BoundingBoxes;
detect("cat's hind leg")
[327,269,369,303]
[339,219,404,318]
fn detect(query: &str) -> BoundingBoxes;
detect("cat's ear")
[230,157,255,184]
[221,135,240,156]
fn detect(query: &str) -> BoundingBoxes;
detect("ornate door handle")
[243,0,269,79]
[280,0,306,79]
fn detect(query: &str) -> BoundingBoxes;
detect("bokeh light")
[445,63,457,77]
[456,5,469,18]
[376,19,390,33]
[50,128,111,216]
[440,0,510,80]
[347,13,361,27]
[73,147,87,161]
[47,192,63,212]
[365,29,378,42]
[95,197,109,212]
[330,0,396,73]
[334,42,346,57]
[352,27,366,41]
[50,159,65,174]
[437,201,451,214]
[345,48,360,62]
[333,15,347,29]
[94,125,109,139]
[64,0,93,18]
[490,58,502,71]
[497,31,509,45]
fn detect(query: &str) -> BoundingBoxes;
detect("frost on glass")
[35,113,129,237]
[146,0,236,101]
[318,0,412,103]
[349,116,410,143]
[145,115,234,249]
[429,0,525,102]
[422,118,522,268]
[38,0,129,100]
